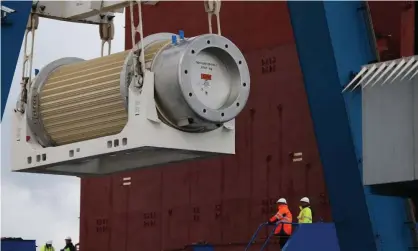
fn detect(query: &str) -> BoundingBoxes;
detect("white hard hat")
[46,241,52,245]
[65,237,71,241]
[276,198,287,204]
[300,197,310,203]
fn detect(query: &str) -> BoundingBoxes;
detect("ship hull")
[79,2,415,251]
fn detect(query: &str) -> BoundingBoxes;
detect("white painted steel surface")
[360,56,418,185]
[10,33,250,176]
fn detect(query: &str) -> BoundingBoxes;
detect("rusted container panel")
[221,124,251,201]
[369,1,402,60]
[109,174,129,251]
[161,164,191,250]
[80,1,332,251]
[127,169,162,251]
[369,1,415,60]
[273,43,323,208]
[79,177,112,251]
[126,1,294,51]
[248,55,271,241]
[399,1,415,56]
[189,159,222,244]
[226,198,253,244]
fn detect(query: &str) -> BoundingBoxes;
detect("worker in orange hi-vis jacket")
[268,198,293,249]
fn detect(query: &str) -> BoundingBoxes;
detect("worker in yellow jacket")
[297,197,313,223]
[40,241,55,251]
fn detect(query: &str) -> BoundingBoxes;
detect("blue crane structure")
[1,1,416,251]
[288,2,415,251]
[1,1,32,120]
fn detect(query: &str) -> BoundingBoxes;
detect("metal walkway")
[245,223,418,251]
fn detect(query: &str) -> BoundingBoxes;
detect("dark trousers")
[275,227,290,249]
[276,234,289,249]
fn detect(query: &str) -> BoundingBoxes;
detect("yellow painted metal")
[39,51,129,145]
[39,40,171,145]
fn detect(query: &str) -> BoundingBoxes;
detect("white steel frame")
[32,1,158,24]
[11,0,230,176]
[11,70,236,176]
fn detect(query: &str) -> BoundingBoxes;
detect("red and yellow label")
[200,73,212,80]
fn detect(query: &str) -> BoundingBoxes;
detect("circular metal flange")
[27,57,85,147]
[120,32,218,133]
[120,32,176,109]
[179,34,250,123]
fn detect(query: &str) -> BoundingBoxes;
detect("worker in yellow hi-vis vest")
[297,197,313,223]
[40,241,55,251]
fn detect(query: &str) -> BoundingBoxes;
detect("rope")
[204,0,221,35]
[99,20,114,57]
[17,12,38,113]
[137,0,146,74]
[129,0,146,87]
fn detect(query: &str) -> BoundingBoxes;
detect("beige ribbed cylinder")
[38,40,171,146]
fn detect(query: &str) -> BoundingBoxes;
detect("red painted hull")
[79,2,415,251]
[369,1,415,59]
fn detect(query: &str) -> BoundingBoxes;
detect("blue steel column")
[1,1,32,120]
[287,1,412,251]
